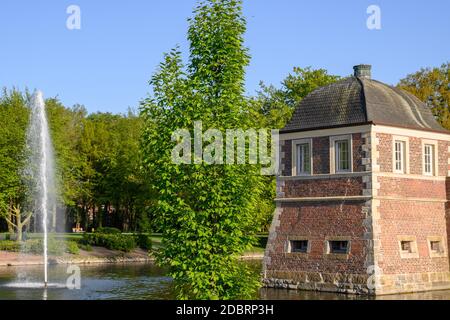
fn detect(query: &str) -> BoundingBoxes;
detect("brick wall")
[377,177,446,199]
[281,140,292,176]
[282,177,364,198]
[313,137,330,174]
[266,201,368,274]
[377,133,392,172]
[378,200,449,275]
[353,133,365,172]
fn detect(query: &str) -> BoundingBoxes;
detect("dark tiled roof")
[281,76,447,133]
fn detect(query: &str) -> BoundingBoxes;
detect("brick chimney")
[353,64,372,79]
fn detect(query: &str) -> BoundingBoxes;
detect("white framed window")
[292,139,312,176]
[423,143,436,176]
[330,135,352,173]
[394,140,406,173]
[392,136,409,174]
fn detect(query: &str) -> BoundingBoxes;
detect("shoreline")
[0,248,264,268]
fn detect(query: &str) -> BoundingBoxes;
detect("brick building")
[263,65,450,295]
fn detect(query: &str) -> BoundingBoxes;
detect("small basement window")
[290,240,309,253]
[400,241,414,253]
[430,240,443,253]
[328,240,349,254]
[398,237,419,259]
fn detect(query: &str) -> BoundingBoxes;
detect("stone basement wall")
[372,133,450,294]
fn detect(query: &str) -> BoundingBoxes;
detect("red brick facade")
[264,127,450,295]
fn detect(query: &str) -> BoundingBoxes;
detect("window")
[398,237,418,259]
[428,236,446,258]
[335,140,350,172]
[328,240,349,254]
[394,140,406,173]
[424,144,435,176]
[290,240,309,253]
[430,241,442,253]
[400,241,413,253]
[296,143,311,175]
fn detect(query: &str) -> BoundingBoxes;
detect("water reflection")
[0,263,449,300]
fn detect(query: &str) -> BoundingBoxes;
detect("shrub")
[80,244,92,252]
[82,233,136,252]
[0,240,20,252]
[66,241,79,255]
[21,238,66,256]
[135,234,152,250]
[48,238,65,256]
[22,239,43,254]
[96,227,121,234]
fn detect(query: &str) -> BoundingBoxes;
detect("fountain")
[23,90,57,288]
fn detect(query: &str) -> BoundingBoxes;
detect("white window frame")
[292,138,313,176]
[330,135,353,174]
[392,136,409,174]
[422,140,438,176]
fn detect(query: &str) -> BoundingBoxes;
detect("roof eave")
[279,121,373,134]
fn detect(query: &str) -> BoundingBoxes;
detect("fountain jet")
[26,91,56,287]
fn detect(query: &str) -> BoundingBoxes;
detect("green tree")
[398,62,450,129]
[250,66,340,129]
[141,0,261,299]
[0,89,30,239]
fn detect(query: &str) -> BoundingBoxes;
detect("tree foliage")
[141,0,262,299]
[0,89,153,235]
[398,62,450,129]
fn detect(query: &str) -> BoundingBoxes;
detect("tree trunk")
[6,205,33,242]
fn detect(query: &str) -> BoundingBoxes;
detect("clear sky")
[0,0,449,114]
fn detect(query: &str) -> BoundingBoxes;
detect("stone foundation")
[263,271,450,295]
[263,271,371,295]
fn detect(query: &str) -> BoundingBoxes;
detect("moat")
[0,262,449,300]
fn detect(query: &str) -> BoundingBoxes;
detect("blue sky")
[0,0,449,114]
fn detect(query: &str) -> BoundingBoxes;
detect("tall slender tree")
[141,0,261,299]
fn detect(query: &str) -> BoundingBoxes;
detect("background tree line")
[0,61,448,236]
[0,89,155,234]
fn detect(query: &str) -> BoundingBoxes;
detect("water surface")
[0,263,449,300]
